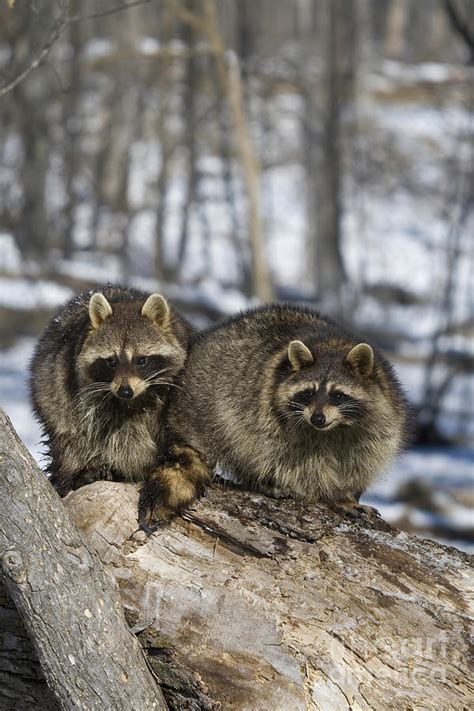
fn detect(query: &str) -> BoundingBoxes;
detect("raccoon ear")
[288,340,314,371]
[141,293,170,328]
[346,343,374,377]
[89,293,113,329]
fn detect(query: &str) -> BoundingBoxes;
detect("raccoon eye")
[330,391,347,405]
[297,389,316,404]
[136,356,148,367]
[106,357,119,369]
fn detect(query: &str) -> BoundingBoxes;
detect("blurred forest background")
[0,0,473,550]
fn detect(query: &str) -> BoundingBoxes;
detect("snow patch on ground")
[0,278,73,310]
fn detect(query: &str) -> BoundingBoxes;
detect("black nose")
[311,412,326,428]
[117,385,134,400]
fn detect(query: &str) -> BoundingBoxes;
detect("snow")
[0,234,22,273]
[83,38,114,60]
[0,278,73,310]
[0,339,43,461]
[363,447,473,553]
[56,254,123,284]
[378,60,467,85]
[138,37,161,55]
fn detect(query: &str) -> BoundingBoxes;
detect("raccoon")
[139,304,409,526]
[30,286,192,496]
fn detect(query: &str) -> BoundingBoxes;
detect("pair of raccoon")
[31,287,408,527]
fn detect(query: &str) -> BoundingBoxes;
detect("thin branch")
[443,0,474,64]
[0,0,151,98]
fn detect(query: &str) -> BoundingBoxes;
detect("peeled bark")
[65,481,472,710]
[0,409,166,710]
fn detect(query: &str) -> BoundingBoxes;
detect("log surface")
[66,480,473,711]
[0,408,167,711]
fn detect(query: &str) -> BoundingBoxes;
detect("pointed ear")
[288,340,314,371]
[89,293,113,329]
[346,343,374,377]
[141,293,170,328]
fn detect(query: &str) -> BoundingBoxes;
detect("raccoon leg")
[333,492,380,519]
[139,444,210,531]
[76,466,121,486]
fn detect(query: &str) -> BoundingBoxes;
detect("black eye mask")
[290,389,316,407]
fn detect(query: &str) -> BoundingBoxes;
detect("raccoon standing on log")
[30,286,192,496]
[139,304,409,527]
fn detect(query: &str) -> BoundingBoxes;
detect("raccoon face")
[277,340,374,433]
[86,350,174,403]
[287,383,367,431]
[77,292,185,406]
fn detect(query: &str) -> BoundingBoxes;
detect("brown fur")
[139,304,409,527]
[30,286,192,495]
[140,445,210,523]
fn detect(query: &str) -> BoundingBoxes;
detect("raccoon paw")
[138,480,176,533]
[258,483,293,500]
[335,500,380,520]
[81,467,115,485]
[48,472,73,497]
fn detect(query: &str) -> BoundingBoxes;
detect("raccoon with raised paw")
[139,304,408,527]
[30,286,192,496]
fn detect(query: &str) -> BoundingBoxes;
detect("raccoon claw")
[138,481,174,533]
[259,484,293,500]
[139,520,159,535]
[138,509,174,534]
[334,501,380,520]
[81,467,115,485]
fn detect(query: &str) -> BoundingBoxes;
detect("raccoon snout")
[310,412,326,429]
[117,384,134,400]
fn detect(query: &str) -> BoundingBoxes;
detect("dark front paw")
[334,499,381,520]
[49,472,73,497]
[81,466,118,485]
[138,479,174,534]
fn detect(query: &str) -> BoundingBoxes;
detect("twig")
[0,0,151,98]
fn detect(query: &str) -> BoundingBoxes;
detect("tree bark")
[0,578,59,710]
[0,409,167,711]
[64,482,472,710]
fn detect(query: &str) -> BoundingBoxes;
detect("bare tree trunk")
[215,63,250,292]
[12,70,49,263]
[0,409,167,710]
[169,0,273,301]
[64,480,472,710]
[444,0,474,64]
[175,0,199,279]
[384,0,408,59]
[206,0,272,301]
[5,4,51,263]
[154,7,176,282]
[62,0,82,260]
[305,0,347,309]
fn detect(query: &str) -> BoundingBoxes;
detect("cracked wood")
[65,480,473,710]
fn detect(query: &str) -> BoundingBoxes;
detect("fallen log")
[65,480,472,710]
[0,408,167,710]
[0,403,471,709]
